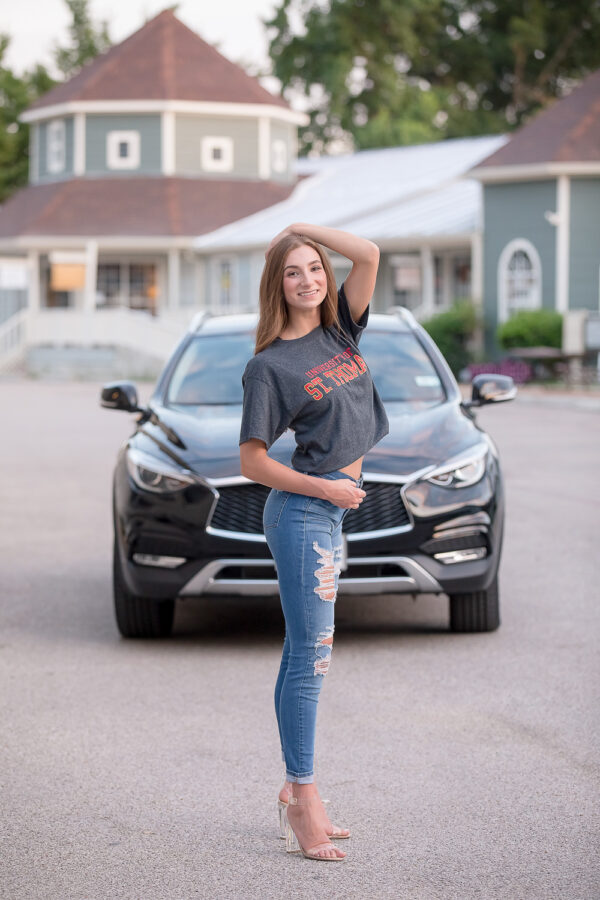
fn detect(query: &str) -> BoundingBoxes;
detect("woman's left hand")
[265,225,298,258]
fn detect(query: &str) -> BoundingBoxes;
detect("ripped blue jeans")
[263,468,364,784]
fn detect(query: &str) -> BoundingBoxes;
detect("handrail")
[0,308,29,369]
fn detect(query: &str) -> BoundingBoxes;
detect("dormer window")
[47,120,66,174]
[201,137,233,173]
[106,131,140,170]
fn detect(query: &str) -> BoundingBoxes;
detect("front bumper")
[179,552,443,597]
[115,461,504,600]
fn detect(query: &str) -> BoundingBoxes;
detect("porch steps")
[0,306,194,378]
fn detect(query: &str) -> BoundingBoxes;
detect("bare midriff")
[338,455,364,482]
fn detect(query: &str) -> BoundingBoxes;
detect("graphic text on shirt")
[303,353,368,400]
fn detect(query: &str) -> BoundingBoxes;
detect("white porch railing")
[28,307,186,358]
[0,308,29,371]
[0,306,194,372]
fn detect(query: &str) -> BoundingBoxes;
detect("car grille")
[209,480,411,536]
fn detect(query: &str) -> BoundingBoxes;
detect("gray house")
[470,68,600,353]
[0,9,305,374]
[193,135,507,324]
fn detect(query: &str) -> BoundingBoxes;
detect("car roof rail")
[188,310,212,333]
[388,305,419,328]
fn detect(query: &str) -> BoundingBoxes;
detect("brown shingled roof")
[478,68,600,168]
[26,9,289,112]
[0,177,294,238]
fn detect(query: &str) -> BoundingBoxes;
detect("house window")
[47,120,66,174]
[96,264,121,307]
[201,137,234,172]
[391,254,422,310]
[272,139,287,174]
[215,259,236,309]
[129,264,157,312]
[453,256,471,300]
[498,238,542,321]
[106,131,141,170]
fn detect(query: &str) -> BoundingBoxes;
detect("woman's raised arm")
[266,223,379,321]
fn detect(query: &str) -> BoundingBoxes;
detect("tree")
[0,0,111,202]
[0,36,55,202]
[54,0,111,79]
[265,0,600,154]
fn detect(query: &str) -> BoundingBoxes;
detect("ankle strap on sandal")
[288,795,319,806]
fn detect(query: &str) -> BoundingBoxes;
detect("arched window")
[497,239,542,322]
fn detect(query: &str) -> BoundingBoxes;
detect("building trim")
[22,99,309,127]
[420,246,434,317]
[195,232,477,255]
[553,175,571,314]
[30,124,39,183]
[74,113,85,175]
[0,236,203,252]
[470,231,483,305]
[258,117,270,180]
[470,161,600,183]
[162,111,175,175]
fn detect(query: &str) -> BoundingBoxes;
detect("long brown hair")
[254,233,341,354]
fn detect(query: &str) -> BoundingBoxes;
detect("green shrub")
[421,300,479,376]
[497,309,562,349]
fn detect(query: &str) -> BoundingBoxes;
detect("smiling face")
[282,244,328,312]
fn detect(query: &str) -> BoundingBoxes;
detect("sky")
[3,0,280,79]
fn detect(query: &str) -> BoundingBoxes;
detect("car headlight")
[425,443,488,489]
[126,447,195,493]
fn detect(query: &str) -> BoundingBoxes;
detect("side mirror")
[100,381,143,413]
[464,374,517,408]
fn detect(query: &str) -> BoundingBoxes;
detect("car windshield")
[166,330,445,406]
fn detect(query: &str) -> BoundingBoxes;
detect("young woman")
[239,223,389,861]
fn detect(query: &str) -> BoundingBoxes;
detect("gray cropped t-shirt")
[239,282,389,473]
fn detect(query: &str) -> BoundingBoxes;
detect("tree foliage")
[53,0,111,79]
[497,309,563,349]
[265,0,600,154]
[0,36,55,202]
[421,299,480,376]
[0,0,111,202]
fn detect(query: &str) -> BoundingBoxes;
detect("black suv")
[102,307,515,639]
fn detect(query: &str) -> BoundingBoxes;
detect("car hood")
[141,400,482,481]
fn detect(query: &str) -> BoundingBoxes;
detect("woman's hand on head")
[265,225,299,258]
[321,478,366,510]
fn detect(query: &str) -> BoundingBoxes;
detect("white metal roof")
[193,135,507,251]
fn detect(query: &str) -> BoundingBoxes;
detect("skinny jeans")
[263,468,364,784]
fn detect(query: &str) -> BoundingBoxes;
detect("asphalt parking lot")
[1,379,599,900]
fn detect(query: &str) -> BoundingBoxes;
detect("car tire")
[449,574,500,633]
[113,537,175,638]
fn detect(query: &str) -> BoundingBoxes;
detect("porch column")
[258,117,271,180]
[420,246,434,318]
[167,248,180,312]
[442,254,452,307]
[74,113,85,176]
[162,111,176,176]
[27,250,40,314]
[470,233,485,358]
[471,233,483,306]
[83,240,98,313]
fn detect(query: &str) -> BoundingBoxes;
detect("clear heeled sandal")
[278,794,350,840]
[283,795,346,861]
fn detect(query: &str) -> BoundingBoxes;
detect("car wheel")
[449,574,500,633]
[113,537,175,638]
